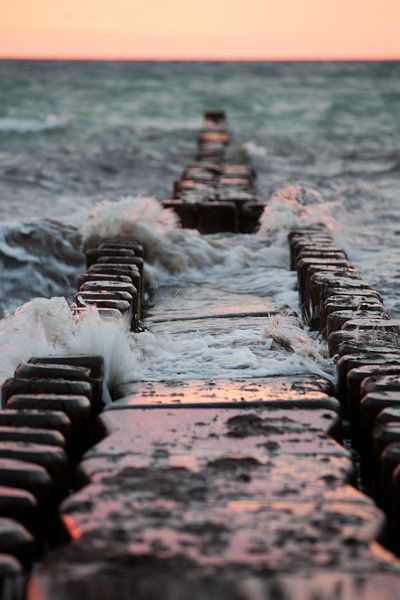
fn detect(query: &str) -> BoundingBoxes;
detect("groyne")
[0,113,399,599]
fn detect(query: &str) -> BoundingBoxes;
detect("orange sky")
[1,0,400,60]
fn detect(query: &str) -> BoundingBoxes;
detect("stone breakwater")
[163,110,264,233]
[0,113,399,599]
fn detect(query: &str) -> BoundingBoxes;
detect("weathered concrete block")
[342,319,400,335]
[337,355,400,404]
[15,363,90,384]
[305,274,368,327]
[221,163,255,179]
[2,379,92,407]
[297,257,351,297]
[77,273,133,289]
[28,356,104,414]
[296,247,347,267]
[376,407,400,425]
[0,486,38,533]
[0,442,68,484]
[98,240,144,259]
[28,356,104,380]
[75,291,138,330]
[146,293,294,323]
[321,295,385,331]
[328,330,398,357]
[110,376,338,412]
[88,264,142,300]
[85,248,137,269]
[237,201,265,233]
[182,167,217,183]
[0,426,65,449]
[203,110,227,127]
[26,561,400,600]
[198,131,230,144]
[0,518,33,567]
[360,392,400,434]
[0,459,53,505]
[362,375,400,397]
[337,344,400,360]
[80,279,137,299]
[174,179,217,200]
[327,309,389,339]
[73,298,132,321]
[347,366,400,416]
[27,404,394,586]
[0,410,72,442]
[6,395,92,441]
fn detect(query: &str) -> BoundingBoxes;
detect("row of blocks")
[162,111,264,233]
[290,224,400,552]
[75,239,145,331]
[0,236,146,594]
[0,355,104,588]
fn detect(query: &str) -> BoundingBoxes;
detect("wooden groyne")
[0,114,400,599]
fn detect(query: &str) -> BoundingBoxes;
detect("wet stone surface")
[147,314,285,342]
[102,403,340,436]
[111,375,336,409]
[25,566,400,600]
[28,404,400,593]
[146,286,294,323]
[88,407,349,475]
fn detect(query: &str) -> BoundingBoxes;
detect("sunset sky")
[1,0,400,60]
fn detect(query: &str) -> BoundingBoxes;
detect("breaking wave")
[257,184,336,240]
[0,219,84,313]
[0,186,336,387]
[0,297,134,402]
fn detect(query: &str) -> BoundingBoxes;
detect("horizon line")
[1,55,400,62]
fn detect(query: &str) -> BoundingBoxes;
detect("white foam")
[261,313,329,365]
[0,185,337,391]
[241,141,268,164]
[0,297,136,402]
[0,115,67,133]
[125,323,333,383]
[84,196,219,281]
[0,297,73,383]
[257,184,335,240]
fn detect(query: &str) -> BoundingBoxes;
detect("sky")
[1,0,400,60]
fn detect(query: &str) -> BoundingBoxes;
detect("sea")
[0,60,399,386]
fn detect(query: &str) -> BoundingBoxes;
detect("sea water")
[0,60,399,386]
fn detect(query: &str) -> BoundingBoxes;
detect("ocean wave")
[84,196,242,284]
[0,115,68,134]
[257,183,336,240]
[0,188,336,386]
[0,219,84,313]
[0,298,133,399]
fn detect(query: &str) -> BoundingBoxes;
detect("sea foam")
[0,186,335,390]
[0,297,135,404]
[257,184,335,240]
[0,115,67,134]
